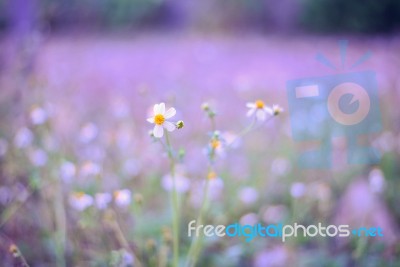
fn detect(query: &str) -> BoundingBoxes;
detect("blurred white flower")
[116,127,132,150]
[262,205,288,224]
[29,149,48,167]
[222,131,241,149]
[162,172,190,193]
[290,182,305,198]
[69,192,93,211]
[111,98,130,119]
[208,175,224,200]
[114,189,131,207]
[59,161,76,182]
[147,103,176,138]
[80,161,101,177]
[310,182,331,202]
[368,168,386,193]
[246,100,272,121]
[0,186,12,205]
[239,187,258,205]
[95,192,112,210]
[239,212,258,225]
[190,175,224,208]
[30,106,48,125]
[14,127,33,148]
[79,123,98,143]
[0,138,8,157]
[122,250,134,265]
[122,159,140,177]
[271,157,291,176]
[255,246,289,267]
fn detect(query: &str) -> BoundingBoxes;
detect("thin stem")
[54,178,66,267]
[108,210,143,267]
[165,132,180,267]
[226,116,274,150]
[185,172,211,267]
[0,232,30,267]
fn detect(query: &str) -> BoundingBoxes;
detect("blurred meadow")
[0,0,400,266]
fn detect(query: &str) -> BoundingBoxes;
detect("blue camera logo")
[287,41,382,168]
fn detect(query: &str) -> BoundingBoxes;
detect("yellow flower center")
[210,139,221,150]
[255,100,265,109]
[73,192,85,199]
[207,171,217,180]
[154,114,165,125]
[113,191,120,198]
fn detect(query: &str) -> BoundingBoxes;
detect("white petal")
[147,117,155,123]
[247,108,256,117]
[164,108,176,119]
[153,104,160,115]
[153,125,164,138]
[164,121,176,132]
[159,103,165,115]
[264,106,273,115]
[256,109,266,121]
[246,103,256,108]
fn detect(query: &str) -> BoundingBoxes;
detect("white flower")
[79,123,98,143]
[290,182,305,198]
[368,168,385,193]
[30,106,48,125]
[80,161,101,177]
[114,189,132,207]
[239,187,259,205]
[246,100,272,121]
[147,103,176,138]
[59,161,76,182]
[162,173,190,193]
[122,250,134,265]
[69,192,93,211]
[95,192,112,210]
[239,212,259,225]
[29,149,48,167]
[14,127,33,148]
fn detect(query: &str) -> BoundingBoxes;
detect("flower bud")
[176,120,184,129]
[201,102,210,111]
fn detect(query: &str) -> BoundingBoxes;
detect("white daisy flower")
[69,192,93,211]
[95,192,112,210]
[114,189,132,207]
[246,100,272,121]
[147,103,176,138]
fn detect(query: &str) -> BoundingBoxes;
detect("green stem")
[185,175,210,267]
[165,132,180,267]
[54,178,66,267]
